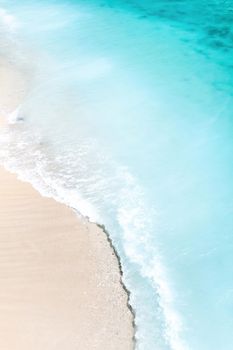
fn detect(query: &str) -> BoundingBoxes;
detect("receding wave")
[0,118,187,350]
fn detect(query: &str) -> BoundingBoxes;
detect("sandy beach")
[0,59,134,349]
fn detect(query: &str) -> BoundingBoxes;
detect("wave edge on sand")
[0,56,135,350]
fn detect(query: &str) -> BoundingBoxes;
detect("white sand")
[0,59,134,349]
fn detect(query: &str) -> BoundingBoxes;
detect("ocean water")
[0,1,233,349]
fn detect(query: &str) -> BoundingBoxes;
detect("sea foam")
[0,1,233,349]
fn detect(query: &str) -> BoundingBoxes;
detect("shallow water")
[0,1,233,349]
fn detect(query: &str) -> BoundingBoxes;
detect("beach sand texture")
[0,60,134,349]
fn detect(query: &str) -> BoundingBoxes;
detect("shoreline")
[0,58,135,349]
[96,222,137,341]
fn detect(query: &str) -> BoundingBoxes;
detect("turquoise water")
[0,1,233,349]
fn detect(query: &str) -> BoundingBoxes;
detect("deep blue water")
[0,1,233,349]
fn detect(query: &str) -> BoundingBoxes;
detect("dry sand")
[0,59,134,349]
